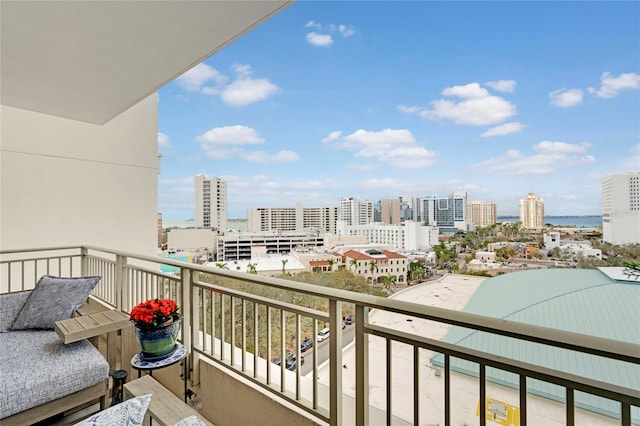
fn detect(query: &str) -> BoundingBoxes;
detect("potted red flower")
[130,298,181,359]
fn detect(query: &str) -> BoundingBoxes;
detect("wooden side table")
[55,310,130,344]
[55,309,131,372]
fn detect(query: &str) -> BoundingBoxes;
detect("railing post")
[355,304,369,426]
[114,254,126,311]
[329,299,343,426]
[181,267,193,384]
[80,247,88,276]
[190,275,201,386]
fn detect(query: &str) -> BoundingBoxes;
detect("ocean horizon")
[164,215,603,229]
[498,215,602,228]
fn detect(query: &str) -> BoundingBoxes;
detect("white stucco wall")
[1,95,159,255]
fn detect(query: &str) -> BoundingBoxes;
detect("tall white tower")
[519,192,544,229]
[339,197,374,226]
[194,174,227,231]
[603,173,640,244]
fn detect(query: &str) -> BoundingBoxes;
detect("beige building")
[467,200,497,227]
[248,203,338,234]
[602,173,640,245]
[519,192,544,229]
[339,247,408,284]
[380,198,401,224]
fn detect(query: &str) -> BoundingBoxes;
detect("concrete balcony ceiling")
[1,0,293,125]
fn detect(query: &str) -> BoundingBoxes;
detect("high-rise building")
[421,192,472,232]
[602,173,640,245]
[467,201,497,228]
[519,192,544,229]
[248,203,338,233]
[157,213,163,247]
[194,174,227,231]
[339,197,374,226]
[380,198,402,224]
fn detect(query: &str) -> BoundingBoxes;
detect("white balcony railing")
[1,246,638,426]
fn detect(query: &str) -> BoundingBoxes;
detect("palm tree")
[247,263,257,274]
[327,258,335,272]
[215,262,229,270]
[382,274,396,291]
[350,258,358,271]
[368,260,378,285]
[281,258,288,274]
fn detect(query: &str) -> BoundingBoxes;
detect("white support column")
[329,299,343,426]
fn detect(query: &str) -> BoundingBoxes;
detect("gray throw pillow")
[11,275,101,330]
[74,394,152,425]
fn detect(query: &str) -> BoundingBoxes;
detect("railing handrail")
[2,245,639,425]
[3,245,639,366]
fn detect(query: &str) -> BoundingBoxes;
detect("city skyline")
[157,2,639,219]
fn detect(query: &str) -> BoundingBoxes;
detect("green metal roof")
[431,268,640,422]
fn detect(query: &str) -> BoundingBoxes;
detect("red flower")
[130,298,179,327]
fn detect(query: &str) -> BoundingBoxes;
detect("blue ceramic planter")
[134,314,182,359]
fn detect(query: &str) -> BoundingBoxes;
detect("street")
[299,323,355,376]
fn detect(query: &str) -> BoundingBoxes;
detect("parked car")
[316,327,330,342]
[344,316,353,325]
[300,337,313,352]
[273,350,304,371]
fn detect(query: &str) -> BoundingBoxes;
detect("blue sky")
[157,1,639,219]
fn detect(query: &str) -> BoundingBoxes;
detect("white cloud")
[323,128,437,168]
[221,78,280,106]
[472,141,596,175]
[397,105,422,114]
[485,80,517,93]
[232,63,252,78]
[481,122,525,138]
[195,125,265,145]
[175,62,278,106]
[442,82,489,99]
[421,95,516,126]
[588,72,640,98]
[158,132,170,149]
[196,126,298,163]
[338,25,355,37]
[549,88,583,107]
[306,32,333,46]
[402,82,517,126]
[175,63,227,93]
[321,131,343,144]
[241,150,300,163]
[534,141,591,154]
[305,21,355,46]
[305,20,321,30]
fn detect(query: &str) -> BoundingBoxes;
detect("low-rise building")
[217,231,324,261]
[336,220,439,251]
[338,247,408,285]
[475,251,497,262]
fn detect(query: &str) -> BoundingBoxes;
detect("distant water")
[162,218,249,231]
[497,216,602,228]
